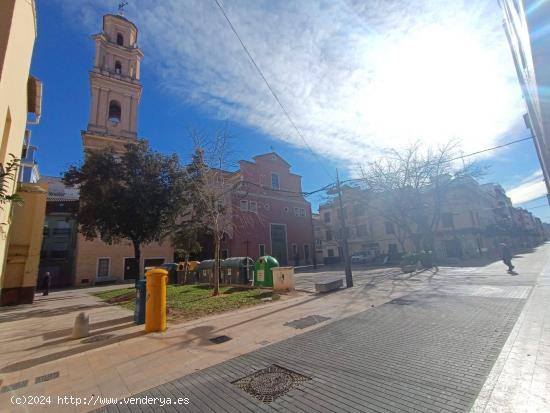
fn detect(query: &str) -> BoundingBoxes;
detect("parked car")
[351,254,369,264]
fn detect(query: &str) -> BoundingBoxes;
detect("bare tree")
[180,130,238,296]
[359,140,485,253]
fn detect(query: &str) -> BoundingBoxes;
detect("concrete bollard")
[71,312,90,339]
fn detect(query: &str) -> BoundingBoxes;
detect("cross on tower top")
[118,1,128,15]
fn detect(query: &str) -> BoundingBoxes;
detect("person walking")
[42,271,51,296]
[499,243,514,272]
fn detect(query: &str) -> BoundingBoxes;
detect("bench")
[315,278,343,293]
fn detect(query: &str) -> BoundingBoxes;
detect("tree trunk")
[396,237,407,254]
[213,237,220,296]
[133,241,142,288]
[183,252,189,284]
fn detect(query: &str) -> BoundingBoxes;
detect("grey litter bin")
[134,279,146,325]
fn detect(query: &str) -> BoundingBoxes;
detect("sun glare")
[354,21,520,154]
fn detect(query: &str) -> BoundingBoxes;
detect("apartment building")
[0,0,47,305]
[315,177,546,263]
[499,0,550,204]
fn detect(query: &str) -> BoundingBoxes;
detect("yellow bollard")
[145,268,168,332]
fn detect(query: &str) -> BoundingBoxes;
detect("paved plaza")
[98,244,550,413]
[0,244,549,412]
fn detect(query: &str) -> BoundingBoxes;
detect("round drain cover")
[247,372,294,397]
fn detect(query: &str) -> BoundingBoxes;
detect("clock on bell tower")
[81,13,144,153]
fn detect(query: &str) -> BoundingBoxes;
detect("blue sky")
[29,1,549,221]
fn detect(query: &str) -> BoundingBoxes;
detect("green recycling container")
[254,256,279,288]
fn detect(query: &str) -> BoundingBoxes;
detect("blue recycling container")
[134,279,146,325]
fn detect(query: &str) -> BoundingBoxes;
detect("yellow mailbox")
[145,268,168,332]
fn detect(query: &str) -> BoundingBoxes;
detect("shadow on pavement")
[147,294,324,351]
[42,315,134,340]
[0,304,109,323]
[0,329,146,373]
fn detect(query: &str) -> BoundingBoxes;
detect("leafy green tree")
[63,141,188,282]
[173,223,203,283]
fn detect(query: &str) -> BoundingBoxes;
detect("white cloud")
[506,170,547,204]
[57,0,526,167]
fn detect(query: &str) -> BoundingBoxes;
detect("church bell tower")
[82,13,143,153]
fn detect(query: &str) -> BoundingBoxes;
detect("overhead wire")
[224,135,547,202]
[212,0,335,180]
[207,4,546,215]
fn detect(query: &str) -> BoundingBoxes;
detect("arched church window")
[108,100,121,123]
[115,60,122,74]
[116,33,124,46]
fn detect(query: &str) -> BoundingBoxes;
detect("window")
[108,100,121,123]
[384,221,395,234]
[353,204,364,217]
[327,248,334,257]
[326,230,333,241]
[367,242,380,256]
[284,207,289,213]
[221,249,229,259]
[300,208,306,217]
[116,33,124,46]
[337,209,347,220]
[249,201,257,212]
[271,173,280,190]
[240,200,248,211]
[292,244,298,255]
[97,258,110,277]
[294,207,300,216]
[441,212,454,228]
[115,60,122,74]
[259,244,265,256]
[264,203,270,211]
[304,244,310,260]
[323,212,331,223]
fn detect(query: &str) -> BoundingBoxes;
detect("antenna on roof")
[118,1,128,16]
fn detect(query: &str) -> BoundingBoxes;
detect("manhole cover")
[233,364,310,403]
[210,335,232,344]
[284,315,330,329]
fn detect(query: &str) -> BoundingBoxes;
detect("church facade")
[74,13,173,286]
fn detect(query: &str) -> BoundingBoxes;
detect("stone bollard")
[71,312,90,339]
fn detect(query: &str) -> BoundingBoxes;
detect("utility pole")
[336,169,353,288]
